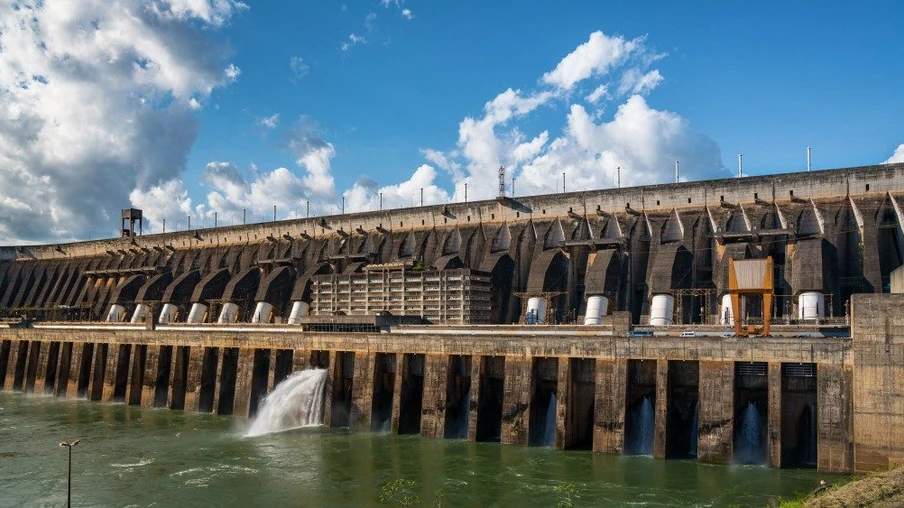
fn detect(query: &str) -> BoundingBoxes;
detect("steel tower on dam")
[2,162,904,473]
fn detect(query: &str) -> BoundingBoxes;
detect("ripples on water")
[0,392,835,507]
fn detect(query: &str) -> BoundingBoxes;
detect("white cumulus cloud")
[423,30,725,200]
[884,144,904,164]
[129,115,341,232]
[542,31,643,91]
[0,0,244,243]
[344,164,450,212]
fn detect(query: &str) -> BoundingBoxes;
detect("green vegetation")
[553,481,578,508]
[378,479,444,507]
[379,478,420,507]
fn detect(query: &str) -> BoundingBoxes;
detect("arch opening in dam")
[734,362,769,465]
[330,351,354,428]
[198,347,219,413]
[528,357,558,447]
[666,360,699,459]
[564,358,595,451]
[397,353,425,435]
[248,349,271,417]
[216,347,239,415]
[476,356,504,443]
[371,352,396,432]
[443,354,471,439]
[625,359,656,455]
[112,343,131,402]
[781,363,818,468]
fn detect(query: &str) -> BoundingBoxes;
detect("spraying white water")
[246,369,328,437]
[734,402,765,464]
[629,396,655,455]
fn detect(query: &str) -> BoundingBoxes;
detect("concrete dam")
[2,163,904,474]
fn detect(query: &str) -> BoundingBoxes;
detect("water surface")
[0,392,836,507]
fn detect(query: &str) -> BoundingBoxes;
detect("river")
[0,392,835,507]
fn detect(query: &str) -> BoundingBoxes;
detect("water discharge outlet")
[246,369,328,436]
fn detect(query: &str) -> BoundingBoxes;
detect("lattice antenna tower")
[498,165,506,198]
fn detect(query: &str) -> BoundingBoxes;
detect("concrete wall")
[851,294,904,471]
[2,163,904,328]
[0,324,863,472]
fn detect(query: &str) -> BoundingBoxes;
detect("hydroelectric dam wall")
[0,321,856,471]
[2,163,904,473]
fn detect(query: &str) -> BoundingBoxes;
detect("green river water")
[0,392,837,507]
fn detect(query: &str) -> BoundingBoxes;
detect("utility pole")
[273,205,277,221]
[342,197,345,214]
[243,208,246,224]
[512,176,516,197]
[562,172,566,193]
[214,212,217,228]
[617,166,621,188]
[59,439,80,508]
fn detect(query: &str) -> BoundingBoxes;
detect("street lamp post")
[59,439,80,508]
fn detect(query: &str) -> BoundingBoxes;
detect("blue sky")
[1,1,902,242]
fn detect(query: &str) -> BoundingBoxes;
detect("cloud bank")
[427,30,726,202]
[1,18,727,243]
[0,0,244,242]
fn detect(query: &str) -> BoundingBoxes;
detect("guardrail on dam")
[1,163,904,474]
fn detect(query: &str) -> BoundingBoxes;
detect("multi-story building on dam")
[2,162,904,474]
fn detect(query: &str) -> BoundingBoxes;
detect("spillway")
[246,369,327,437]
